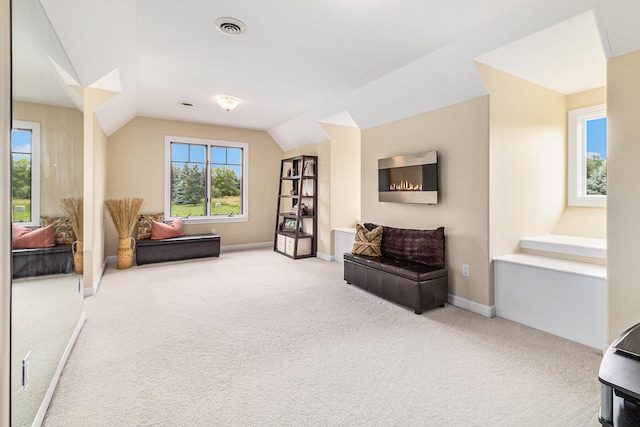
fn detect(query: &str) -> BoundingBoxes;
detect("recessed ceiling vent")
[216,17,246,36]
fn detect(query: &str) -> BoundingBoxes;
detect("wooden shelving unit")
[274,155,317,259]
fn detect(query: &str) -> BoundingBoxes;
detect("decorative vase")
[117,237,136,269]
[72,240,84,274]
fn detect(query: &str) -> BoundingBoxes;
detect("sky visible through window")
[586,117,606,159]
[12,129,31,160]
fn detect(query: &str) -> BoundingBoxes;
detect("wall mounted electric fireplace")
[378,151,438,204]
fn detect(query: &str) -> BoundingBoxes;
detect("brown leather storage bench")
[343,224,448,314]
[135,234,220,266]
[12,245,75,279]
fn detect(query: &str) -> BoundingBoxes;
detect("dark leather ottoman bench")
[135,234,221,266]
[344,253,448,314]
[343,224,448,314]
[12,245,75,279]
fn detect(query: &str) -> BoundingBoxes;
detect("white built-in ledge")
[494,253,606,279]
[519,234,606,260]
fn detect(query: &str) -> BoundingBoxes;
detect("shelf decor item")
[60,197,84,274]
[283,218,297,231]
[105,197,144,269]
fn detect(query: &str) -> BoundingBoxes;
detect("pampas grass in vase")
[105,197,144,269]
[60,197,84,274]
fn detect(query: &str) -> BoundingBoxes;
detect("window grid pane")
[11,129,33,223]
[585,117,607,196]
[211,146,242,216]
[170,143,207,217]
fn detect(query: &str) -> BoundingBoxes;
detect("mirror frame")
[1,0,13,425]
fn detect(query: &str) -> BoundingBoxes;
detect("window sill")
[519,234,606,260]
[568,195,606,208]
[178,216,249,225]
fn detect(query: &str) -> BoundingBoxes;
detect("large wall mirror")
[11,0,84,425]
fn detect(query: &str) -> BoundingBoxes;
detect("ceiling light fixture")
[216,95,240,112]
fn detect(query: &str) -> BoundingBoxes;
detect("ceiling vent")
[216,17,246,36]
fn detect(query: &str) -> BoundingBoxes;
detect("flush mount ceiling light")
[215,17,246,36]
[216,95,240,112]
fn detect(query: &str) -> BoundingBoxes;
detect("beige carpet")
[43,249,602,426]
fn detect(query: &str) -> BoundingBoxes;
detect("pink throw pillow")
[12,224,56,249]
[151,217,184,240]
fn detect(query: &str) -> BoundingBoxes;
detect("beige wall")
[324,124,361,232]
[607,50,640,341]
[552,207,607,239]
[284,140,332,256]
[567,87,606,110]
[12,101,83,216]
[105,116,283,256]
[361,96,491,306]
[553,87,607,239]
[83,88,115,289]
[478,64,567,264]
[84,88,110,289]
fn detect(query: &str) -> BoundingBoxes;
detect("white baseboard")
[84,258,108,297]
[448,294,496,318]
[317,252,334,262]
[33,310,86,427]
[220,241,272,253]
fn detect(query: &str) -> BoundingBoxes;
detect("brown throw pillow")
[137,213,164,239]
[41,216,76,245]
[351,223,383,257]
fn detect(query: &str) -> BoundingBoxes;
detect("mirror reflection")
[11,0,84,425]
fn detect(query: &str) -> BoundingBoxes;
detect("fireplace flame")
[390,180,423,191]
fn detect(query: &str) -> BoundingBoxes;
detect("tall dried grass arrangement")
[60,197,84,240]
[105,197,144,238]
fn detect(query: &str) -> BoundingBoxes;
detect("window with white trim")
[11,120,40,225]
[164,135,249,223]
[568,104,607,207]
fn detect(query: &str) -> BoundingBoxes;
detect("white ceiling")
[475,11,607,95]
[17,0,640,150]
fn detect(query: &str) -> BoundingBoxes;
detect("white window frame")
[568,104,606,208]
[164,135,249,224]
[12,120,41,226]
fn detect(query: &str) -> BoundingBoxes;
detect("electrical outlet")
[22,351,31,391]
[462,264,470,277]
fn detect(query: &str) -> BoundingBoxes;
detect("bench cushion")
[344,253,447,282]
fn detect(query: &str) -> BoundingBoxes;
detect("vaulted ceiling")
[18,0,640,150]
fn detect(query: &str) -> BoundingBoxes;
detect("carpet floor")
[42,249,602,426]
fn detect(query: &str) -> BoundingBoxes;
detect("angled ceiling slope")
[37,0,640,150]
